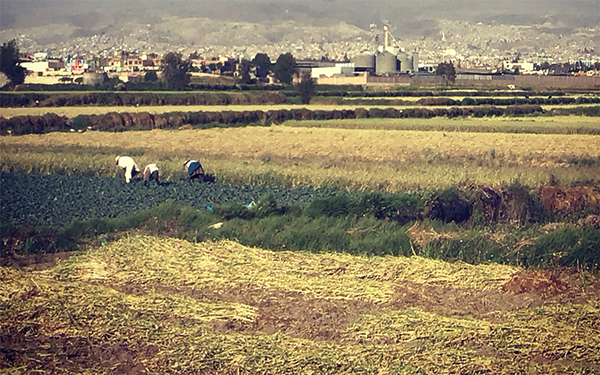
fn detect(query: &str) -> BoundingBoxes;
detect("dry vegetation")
[1,121,599,190]
[0,104,384,118]
[1,103,598,118]
[2,235,599,374]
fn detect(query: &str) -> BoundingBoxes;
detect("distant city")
[11,20,600,88]
[8,19,599,67]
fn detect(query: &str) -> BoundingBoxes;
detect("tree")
[273,52,297,85]
[144,70,158,82]
[220,59,236,75]
[436,61,456,86]
[238,59,253,84]
[0,39,26,86]
[162,52,192,90]
[252,53,271,79]
[297,71,315,104]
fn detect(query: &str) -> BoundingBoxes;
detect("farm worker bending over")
[143,163,159,184]
[115,155,140,183]
[183,159,205,183]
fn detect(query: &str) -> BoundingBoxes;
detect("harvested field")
[284,116,600,134]
[4,126,596,164]
[1,235,599,374]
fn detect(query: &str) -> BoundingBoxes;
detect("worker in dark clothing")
[143,163,159,185]
[183,159,205,183]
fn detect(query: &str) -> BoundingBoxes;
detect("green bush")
[305,194,352,218]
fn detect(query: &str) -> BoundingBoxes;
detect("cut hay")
[406,222,457,248]
[1,235,599,374]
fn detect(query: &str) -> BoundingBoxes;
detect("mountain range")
[3,0,598,41]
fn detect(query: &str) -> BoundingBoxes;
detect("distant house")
[48,60,65,70]
[124,56,143,71]
[21,53,65,75]
[104,57,122,72]
[65,58,88,75]
[503,61,535,74]
[142,59,159,71]
[311,63,356,79]
[22,61,50,74]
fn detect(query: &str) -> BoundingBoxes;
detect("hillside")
[2,0,598,62]
[2,235,599,374]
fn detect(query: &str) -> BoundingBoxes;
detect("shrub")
[423,230,503,264]
[305,194,352,218]
[214,203,255,220]
[522,227,600,270]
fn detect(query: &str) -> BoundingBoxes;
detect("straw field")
[1,121,599,190]
[2,235,599,374]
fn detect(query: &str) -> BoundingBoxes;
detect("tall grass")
[283,116,600,134]
[2,125,598,191]
[4,198,599,270]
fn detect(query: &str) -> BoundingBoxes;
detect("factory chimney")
[383,25,389,49]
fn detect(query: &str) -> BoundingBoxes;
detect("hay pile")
[1,235,599,374]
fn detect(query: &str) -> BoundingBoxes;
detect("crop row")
[0,172,338,227]
[2,105,599,136]
[0,91,288,108]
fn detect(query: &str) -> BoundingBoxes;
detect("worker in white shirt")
[143,163,159,185]
[183,159,205,183]
[115,155,140,183]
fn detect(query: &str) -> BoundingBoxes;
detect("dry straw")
[2,235,598,374]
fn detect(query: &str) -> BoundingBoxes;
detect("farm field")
[2,88,599,374]
[2,122,599,190]
[2,235,599,374]
[0,172,337,226]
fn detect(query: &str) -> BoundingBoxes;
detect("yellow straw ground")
[2,235,598,374]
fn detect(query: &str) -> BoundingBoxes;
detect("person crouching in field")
[183,159,205,183]
[115,155,140,183]
[143,163,159,185]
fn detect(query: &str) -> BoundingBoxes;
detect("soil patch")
[0,252,72,271]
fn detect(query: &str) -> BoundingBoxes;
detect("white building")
[311,63,356,78]
[503,61,535,73]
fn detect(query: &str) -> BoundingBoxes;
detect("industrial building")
[353,26,418,75]
[309,25,419,82]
